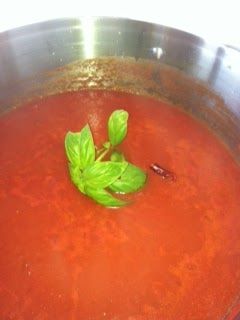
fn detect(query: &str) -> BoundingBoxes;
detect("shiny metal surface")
[1,18,240,161]
[0,19,240,319]
[0,17,240,109]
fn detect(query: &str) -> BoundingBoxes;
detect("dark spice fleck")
[150,163,176,181]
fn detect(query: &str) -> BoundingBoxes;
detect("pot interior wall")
[0,18,239,163]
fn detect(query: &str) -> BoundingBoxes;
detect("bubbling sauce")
[0,90,240,320]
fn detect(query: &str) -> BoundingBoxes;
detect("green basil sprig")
[108,110,128,146]
[65,109,147,208]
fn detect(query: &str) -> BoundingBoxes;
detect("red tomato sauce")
[0,90,240,320]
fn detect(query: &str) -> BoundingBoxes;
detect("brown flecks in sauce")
[0,90,240,320]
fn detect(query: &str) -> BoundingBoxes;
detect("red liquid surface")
[1,90,240,320]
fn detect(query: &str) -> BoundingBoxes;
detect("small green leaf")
[78,125,95,169]
[83,161,128,189]
[85,187,126,207]
[65,132,82,167]
[109,163,147,194]
[68,164,85,194]
[110,151,125,162]
[65,125,95,169]
[108,110,129,146]
[68,163,80,186]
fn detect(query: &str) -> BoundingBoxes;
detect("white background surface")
[0,0,239,48]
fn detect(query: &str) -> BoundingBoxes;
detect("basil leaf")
[108,110,128,146]
[68,164,85,194]
[65,132,82,167]
[65,108,148,208]
[68,164,80,186]
[78,124,95,169]
[83,161,128,189]
[109,163,146,194]
[85,187,126,207]
[110,151,125,162]
[65,125,95,169]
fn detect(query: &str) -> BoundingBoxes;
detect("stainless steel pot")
[0,17,240,319]
[1,17,240,163]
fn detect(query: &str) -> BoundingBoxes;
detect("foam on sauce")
[1,90,240,319]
